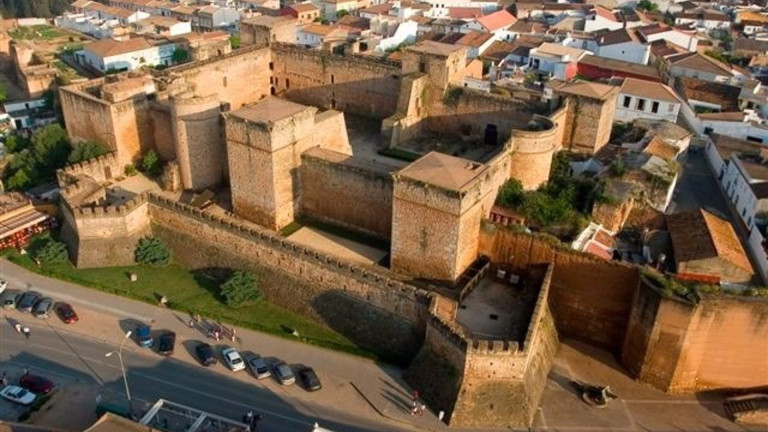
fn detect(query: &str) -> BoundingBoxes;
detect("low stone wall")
[147,193,430,363]
[56,152,121,186]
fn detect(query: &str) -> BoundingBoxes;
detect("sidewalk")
[0,259,441,431]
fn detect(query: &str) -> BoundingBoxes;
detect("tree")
[336,9,349,18]
[0,82,7,104]
[637,0,659,11]
[6,169,31,191]
[34,239,68,264]
[220,271,261,307]
[230,35,241,49]
[172,48,189,64]
[141,149,162,175]
[135,237,171,267]
[496,179,525,207]
[68,140,109,163]
[30,124,72,172]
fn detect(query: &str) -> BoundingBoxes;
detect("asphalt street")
[0,323,417,432]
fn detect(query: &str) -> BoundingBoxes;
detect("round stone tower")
[171,95,223,191]
[508,115,558,190]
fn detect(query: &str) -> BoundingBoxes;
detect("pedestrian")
[410,400,418,416]
[188,319,195,328]
[194,314,201,324]
[22,367,28,376]
[14,323,21,334]
[418,403,426,415]
[1,372,8,386]
[21,326,30,339]
[214,330,221,341]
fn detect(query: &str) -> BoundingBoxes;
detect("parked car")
[245,354,271,379]
[55,303,78,324]
[136,325,153,348]
[0,289,22,309]
[0,385,36,405]
[195,343,216,366]
[0,279,7,294]
[32,297,54,318]
[19,374,54,394]
[157,332,175,355]
[17,291,41,313]
[221,347,245,372]
[297,367,322,392]
[273,362,295,385]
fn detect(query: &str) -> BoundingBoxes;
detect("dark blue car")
[137,325,153,348]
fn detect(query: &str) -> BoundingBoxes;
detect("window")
[623,96,631,108]
[704,127,713,135]
[286,78,290,89]
[419,61,426,73]
[651,101,659,113]
[636,98,646,111]
[269,61,274,71]
[331,74,334,84]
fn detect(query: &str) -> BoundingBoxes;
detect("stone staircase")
[724,394,768,425]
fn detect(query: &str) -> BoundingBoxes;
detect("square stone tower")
[391,152,497,283]
[225,98,318,229]
[556,81,619,154]
[225,97,351,230]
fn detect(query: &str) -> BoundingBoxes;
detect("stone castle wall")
[427,87,538,145]
[60,192,150,268]
[57,153,121,185]
[149,101,176,161]
[60,82,153,165]
[161,45,272,111]
[300,147,395,239]
[622,280,768,393]
[562,94,618,154]
[479,225,639,352]
[147,193,430,363]
[271,43,401,119]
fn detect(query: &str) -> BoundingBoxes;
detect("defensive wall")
[270,42,401,119]
[480,223,768,393]
[146,193,429,363]
[56,152,121,185]
[299,147,395,239]
[405,264,558,428]
[59,186,150,268]
[171,94,224,191]
[59,79,154,165]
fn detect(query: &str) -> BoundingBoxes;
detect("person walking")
[21,326,30,339]
[1,372,8,386]
[14,323,21,334]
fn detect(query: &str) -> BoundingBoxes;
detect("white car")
[0,279,7,294]
[222,347,245,372]
[0,385,36,405]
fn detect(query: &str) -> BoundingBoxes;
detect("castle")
[53,16,768,429]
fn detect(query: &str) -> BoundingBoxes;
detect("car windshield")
[17,389,28,397]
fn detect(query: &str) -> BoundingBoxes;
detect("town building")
[75,37,177,73]
[615,78,682,123]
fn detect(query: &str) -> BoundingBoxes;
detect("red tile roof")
[476,10,516,32]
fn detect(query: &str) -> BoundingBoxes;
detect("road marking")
[132,372,313,427]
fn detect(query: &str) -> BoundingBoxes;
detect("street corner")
[27,382,102,431]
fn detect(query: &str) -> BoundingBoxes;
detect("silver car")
[245,354,271,380]
[273,361,295,386]
[32,297,53,318]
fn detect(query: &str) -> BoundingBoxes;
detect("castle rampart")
[172,94,224,190]
[508,115,559,190]
[56,152,121,185]
[300,147,395,239]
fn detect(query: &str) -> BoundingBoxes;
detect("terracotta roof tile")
[620,78,680,103]
[476,10,516,32]
[675,77,739,111]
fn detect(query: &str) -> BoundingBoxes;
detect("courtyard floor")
[287,226,388,266]
[456,276,537,341]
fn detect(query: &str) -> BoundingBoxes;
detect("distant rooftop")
[407,40,465,57]
[556,80,617,100]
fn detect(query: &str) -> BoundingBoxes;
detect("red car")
[55,303,78,324]
[19,374,54,394]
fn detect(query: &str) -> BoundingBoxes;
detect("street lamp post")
[106,331,133,404]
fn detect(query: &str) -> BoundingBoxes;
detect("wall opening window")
[637,98,646,111]
[269,61,274,71]
[286,78,290,89]
[418,61,426,73]
[651,101,659,113]
[623,96,631,108]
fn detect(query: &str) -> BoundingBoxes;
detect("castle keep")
[52,18,760,429]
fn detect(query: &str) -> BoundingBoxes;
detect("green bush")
[141,150,162,176]
[68,140,109,163]
[220,271,262,307]
[124,164,137,176]
[34,240,68,264]
[135,237,171,267]
[230,35,240,49]
[172,48,189,63]
[3,125,77,191]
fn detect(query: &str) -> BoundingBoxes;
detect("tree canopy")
[220,271,261,308]
[0,0,76,18]
[3,124,74,191]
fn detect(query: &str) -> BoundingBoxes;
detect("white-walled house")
[636,23,697,52]
[595,28,650,64]
[528,43,586,81]
[76,37,177,73]
[463,10,516,38]
[297,24,346,48]
[674,9,731,32]
[615,78,682,123]
[584,6,626,33]
[700,112,768,143]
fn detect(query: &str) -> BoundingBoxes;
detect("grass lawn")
[9,25,68,41]
[1,240,375,360]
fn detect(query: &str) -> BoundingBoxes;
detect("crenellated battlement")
[69,193,148,219]
[56,152,120,186]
